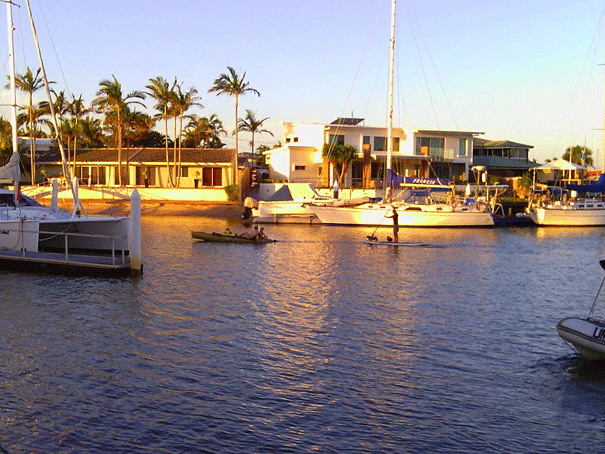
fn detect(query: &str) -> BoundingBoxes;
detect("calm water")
[2,215,605,453]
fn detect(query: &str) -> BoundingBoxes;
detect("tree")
[0,117,14,164]
[68,94,92,176]
[93,76,145,186]
[145,76,175,186]
[79,116,105,148]
[563,145,593,167]
[172,80,202,186]
[11,67,46,184]
[237,109,273,156]
[209,66,260,188]
[322,143,358,187]
[183,114,226,148]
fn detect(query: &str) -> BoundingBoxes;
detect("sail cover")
[0,152,19,183]
[387,169,451,188]
[567,174,605,193]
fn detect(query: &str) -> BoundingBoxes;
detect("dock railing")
[13,225,129,267]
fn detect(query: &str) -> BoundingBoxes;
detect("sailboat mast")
[386,0,396,200]
[24,0,85,216]
[6,1,17,158]
[602,66,605,173]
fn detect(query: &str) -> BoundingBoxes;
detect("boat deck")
[0,249,134,276]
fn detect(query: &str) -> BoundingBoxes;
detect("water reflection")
[3,216,605,451]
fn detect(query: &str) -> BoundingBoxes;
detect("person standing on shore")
[386,206,399,243]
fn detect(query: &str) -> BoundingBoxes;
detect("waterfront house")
[37,147,235,188]
[472,138,536,178]
[263,118,481,188]
[33,147,237,201]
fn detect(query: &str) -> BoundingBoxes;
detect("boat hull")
[311,204,494,227]
[0,216,130,254]
[191,231,275,244]
[556,317,605,359]
[529,206,605,226]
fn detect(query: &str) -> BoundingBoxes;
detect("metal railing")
[11,224,128,266]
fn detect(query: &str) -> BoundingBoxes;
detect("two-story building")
[472,138,536,178]
[263,118,482,188]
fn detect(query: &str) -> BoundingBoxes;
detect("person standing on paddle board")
[386,206,399,243]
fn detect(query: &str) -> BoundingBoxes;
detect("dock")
[0,249,134,277]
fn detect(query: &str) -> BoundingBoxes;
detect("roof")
[534,159,585,171]
[473,155,538,170]
[417,129,484,136]
[37,147,235,165]
[474,138,534,149]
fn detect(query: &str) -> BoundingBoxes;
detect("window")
[286,138,291,143]
[294,165,306,170]
[459,138,467,156]
[293,137,299,143]
[392,137,400,152]
[415,137,444,159]
[328,134,345,146]
[374,136,386,151]
[202,167,223,187]
[181,167,189,177]
[113,166,129,185]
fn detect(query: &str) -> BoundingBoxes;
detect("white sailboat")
[525,161,605,227]
[557,260,605,359]
[310,0,494,228]
[0,1,131,254]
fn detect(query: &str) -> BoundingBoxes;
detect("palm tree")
[172,80,202,186]
[237,109,273,156]
[183,114,226,148]
[208,66,260,189]
[563,145,593,167]
[92,76,145,186]
[0,117,13,164]
[12,67,46,184]
[80,116,105,148]
[68,94,92,175]
[145,76,176,186]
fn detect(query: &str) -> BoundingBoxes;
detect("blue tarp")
[567,174,605,193]
[387,169,451,188]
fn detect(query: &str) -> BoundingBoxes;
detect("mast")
[602,65,605,173]
[6,0,19,200]
[386,0,396,201]
[24,0,85,216]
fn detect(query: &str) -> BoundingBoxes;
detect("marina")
[3,0,605,451]
[2,212,605,452]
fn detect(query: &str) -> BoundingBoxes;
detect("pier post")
[72,176,79,216]
[51,178,58,210]
[130,189,142,275]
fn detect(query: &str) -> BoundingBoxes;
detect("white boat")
[526,161,605,226]
[556,260,605,359]
[312,196,494,227]
[306,1,494,228]
[252,183,370,224]
[0,1,130,255]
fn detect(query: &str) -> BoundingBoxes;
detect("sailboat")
[309,0,494,228]
[557,260,605,359]
[0,1,131,254]
[525,161,605,227]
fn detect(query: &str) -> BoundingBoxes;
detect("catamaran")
[0,1,131,254]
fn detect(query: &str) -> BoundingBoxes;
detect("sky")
[2,0,605,166]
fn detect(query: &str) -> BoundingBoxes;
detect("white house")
[263,118,482,188]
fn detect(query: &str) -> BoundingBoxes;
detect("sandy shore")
[58,201,244,220]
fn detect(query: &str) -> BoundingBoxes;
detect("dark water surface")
[2,215,605,453]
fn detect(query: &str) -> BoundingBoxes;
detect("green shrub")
[224,184,239,202]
